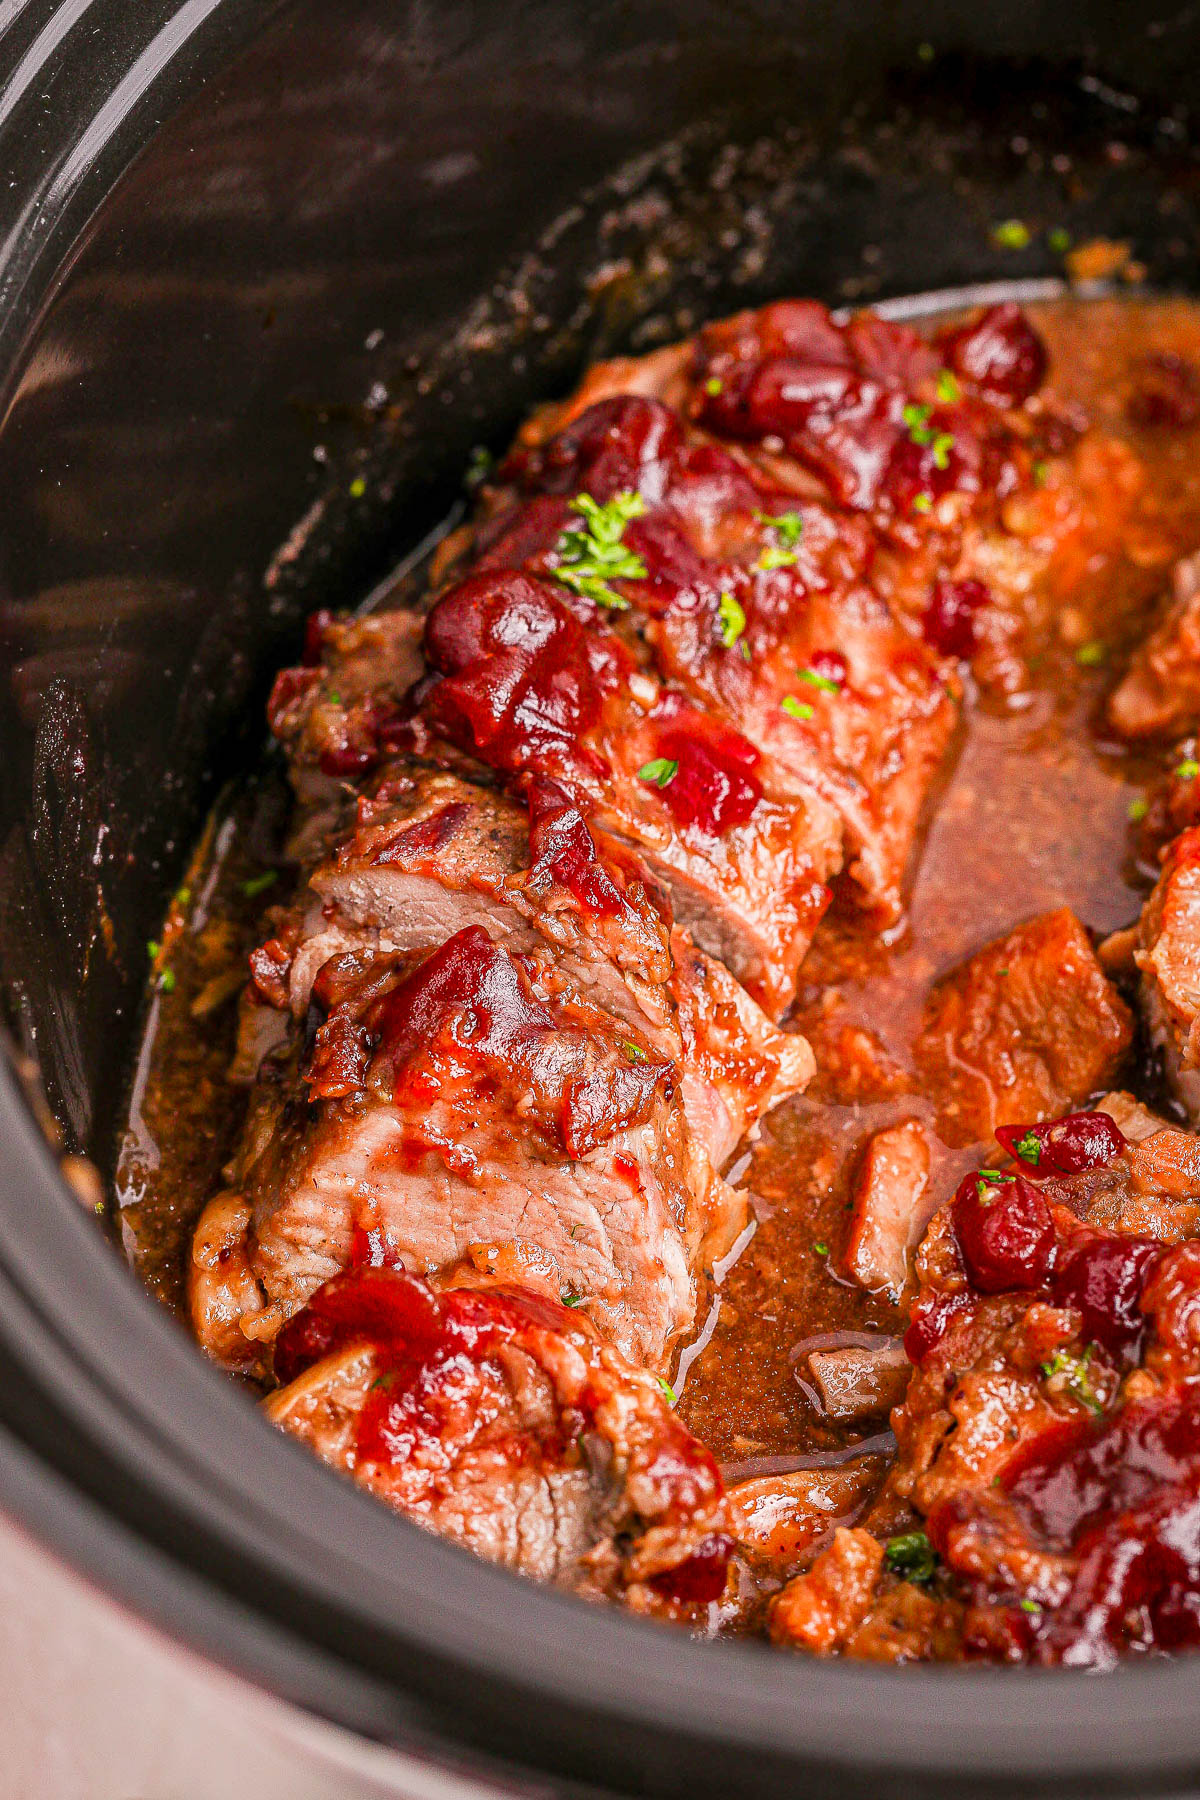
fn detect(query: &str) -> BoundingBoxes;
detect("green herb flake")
[798,665,842,695]
[936,369,961,404]
[1047,226,1072,255]
[348,476,367,499]
[241,870,279,899]
[1178,759,1200,782]
[903,401,935,445]
[884,1530,937,1584]
[1128,796,1149,823]
[704,375,724,397]
[992,218,1032,251]
[174,885,192,911]
[147,940,160,960]
[637,757,679,790]
[754,509,804,550]
[717,590,746,648]
[781,695,815,722]
[917,40,935,62]
[326,690,342,706]
[1032,459,1049,486]
[159,969,176,995]
[561,1291,584,1308]
[465,444,494,489]
[1074,640,1107,668]
[1040,1345,1104,1416]
[657,1376,678,1405]
[1015,1131,1042,1166]
[624,1041,648,1063]
[1019,1598,1043,1615]
[931,431,955,470]
[553,489,647,610]
[912,491,933,514]
[813,1241,829,1257]
[756,545,799,572]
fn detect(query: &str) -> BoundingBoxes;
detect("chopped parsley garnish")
[241,870,278,899]
[638,757,679,789]
[813,1240,829,1257]
[884,1531,937,1584]
[992,218,1032,251]
[1032,460,1048,486]
[624,1041,648,1062]
[704,375,724,396]
[903,401,934,443]
[756,545,799,572]
[553,490,647,610]
[1014,1131,1042,1166]
[348,476,367,499]
[931,431,954,470]
[561,1291,584,1308]
[465,444,494,488]
[1047,226,1072,255]
[781,695,815,722]
[1128,796,1149,823]
[147,940,160,960]
[798,665,841,694]
[1074,640,1107,668]
[327,690,342,705]
[174,885,192,911]
[754,509,804,550]
[657,1376,678,1405]
[1019,1598,1043,1615]
[936,368,961,404]
[976,1169,1015,1201]
[159,969,176,995]
[1179,759,1200,782]
[912,491,933,514]
[1040,1345,1104,1416]
[717,590,746,648]
[917,40,935,62]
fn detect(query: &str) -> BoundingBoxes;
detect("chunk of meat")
[265,1263,732,1607]
[1109,552,1200,739]
[414,568,838,1015]
[914,908,1133,1146]
[768,1527,885,1654]
[806,1340,910,1421]
[844,1118,931,1299]
[728,1458,885,1568]
[843,1110,1200,1666]
[1133,826,1200,1121]
[195,928,738,1370]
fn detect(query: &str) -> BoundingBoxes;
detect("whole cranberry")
[923,577,989,658]
[996,1111,1127,1177]
[1051,1233,1162,1361]
[952,1169,1057,1294]
[937,303,1048,408]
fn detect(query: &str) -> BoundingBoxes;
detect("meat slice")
[413,568,839,1016]
[1109,551,1200,740]
[265,1263,732,1608]
[194,927,738,1371]
[844,1118,931,1299]
[914,908,1133,1146]
[1130,826,1200,1121]
[277,764,811,1160]
[478,395,958,924]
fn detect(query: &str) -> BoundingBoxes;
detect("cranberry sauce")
[996,1110,1128,1176]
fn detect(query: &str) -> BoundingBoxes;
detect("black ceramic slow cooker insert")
[4,4,1200,1794]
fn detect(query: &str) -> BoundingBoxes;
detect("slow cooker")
[5,3,1200,1793]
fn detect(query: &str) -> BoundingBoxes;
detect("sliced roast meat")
[240,761,813,1166]
[477,395,959,924]
[194,927,740,1371]
[1109,551,1200,740]
[1129,825,1200,1121]
[265,1263,733,1607]
[413,568,839,1016]
[914,908,1133,1146]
